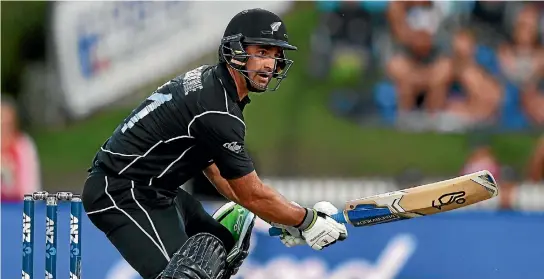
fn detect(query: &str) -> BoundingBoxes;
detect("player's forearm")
[203,165,238,201]
[204,165,308,227]
[238,181,307,227]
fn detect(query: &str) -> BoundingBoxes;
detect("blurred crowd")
[1,94,41,201]
[307,0,544,208]
[2,1,544,207]
[314,1,544,132]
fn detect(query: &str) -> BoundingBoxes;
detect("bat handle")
[268,212,347,236]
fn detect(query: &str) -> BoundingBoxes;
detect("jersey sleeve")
[193,113,255,179]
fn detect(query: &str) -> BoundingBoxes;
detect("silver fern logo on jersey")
[223,142,243,153]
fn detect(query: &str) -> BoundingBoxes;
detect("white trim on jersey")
[218,78,229,112]
[118,141,164,175]
[187,111,246,137]
[110,74,245,177]
[100,147,141,157]
[116,136,195,176]
[157,146,195,178]
[86,206,116,215]
[93,176,171,261]
[130,180,170,260]
[164,135,195,143]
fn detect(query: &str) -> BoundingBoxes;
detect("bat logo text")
[432,191,466,210]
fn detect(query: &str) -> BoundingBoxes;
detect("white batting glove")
[313,201,348,239]
[272,201,348,250]
[301,201,348,250]
[279,227,306,247]
[275,202,305,248]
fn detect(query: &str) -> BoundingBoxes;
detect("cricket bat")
[269,170,499,236]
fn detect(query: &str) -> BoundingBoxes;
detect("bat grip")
[268,212,347,236]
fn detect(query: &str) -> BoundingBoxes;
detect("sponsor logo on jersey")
[223,142,243,153]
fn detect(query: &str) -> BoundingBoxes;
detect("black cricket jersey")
[90,63,255,193]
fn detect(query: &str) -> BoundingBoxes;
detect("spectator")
[385,1,452,114]
[498,4,544,126]
[460,134,501,180]
[528,136,544,182]
[460,133,515,209]
[521,80,544,126]
[1,94,41,201]
[432,28,503,124]
[309,1,387,80]
[468,1,510,46]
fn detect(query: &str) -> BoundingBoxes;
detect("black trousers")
[81,171,234,279]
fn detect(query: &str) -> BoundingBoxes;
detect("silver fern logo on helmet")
[270,22,282,33]
[218,10,298,92]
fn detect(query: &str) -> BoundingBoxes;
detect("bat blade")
[343,170,499,226]
[268,170,499,236]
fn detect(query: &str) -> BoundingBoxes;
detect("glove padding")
[301,201,348,250]
[273,201,348,250]
[278,202,305,248]
[279,229,305,247]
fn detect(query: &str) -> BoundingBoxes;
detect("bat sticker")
[353,214,400,226]
[432,191,466,210]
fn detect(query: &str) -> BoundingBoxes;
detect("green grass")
[31,108,133,174]
[28,3,541,187]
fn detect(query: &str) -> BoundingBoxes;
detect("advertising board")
[2,202,542,279]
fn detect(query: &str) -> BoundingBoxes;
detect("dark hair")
[507,3,542,46]
[1,93,17,107]
[1,93,21,125]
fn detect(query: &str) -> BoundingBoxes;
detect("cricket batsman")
[81,8,348,279]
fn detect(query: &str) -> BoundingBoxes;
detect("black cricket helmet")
[219,8,298,92]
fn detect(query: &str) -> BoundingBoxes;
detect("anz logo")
[70,215,80,244]
[46,217,55,244]
[22,213,31,242]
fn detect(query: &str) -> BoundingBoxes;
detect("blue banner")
[2,202,543,279]
[241,211,544,279]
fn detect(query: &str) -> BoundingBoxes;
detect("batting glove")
[301,201,348,250]
[276,202,305,248]
[272,201,348,250]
